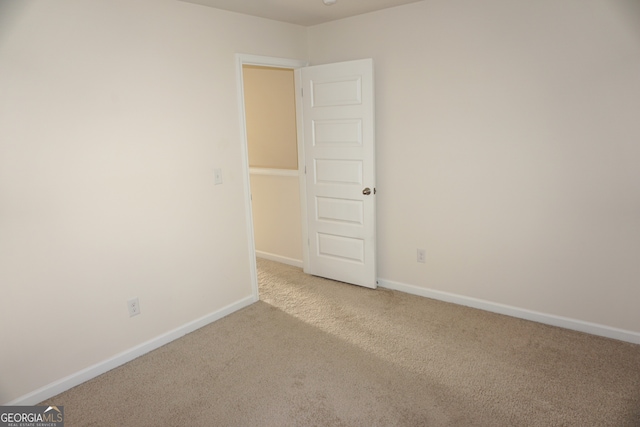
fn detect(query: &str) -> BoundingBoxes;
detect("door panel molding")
[298,59,377,289]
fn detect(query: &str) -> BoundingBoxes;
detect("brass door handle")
[362,187,371,195]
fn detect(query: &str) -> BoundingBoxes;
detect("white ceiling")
[179,0,424,26]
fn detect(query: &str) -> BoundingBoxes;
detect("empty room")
[1,0,639,425]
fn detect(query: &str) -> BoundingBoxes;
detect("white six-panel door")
[298,59,376,289]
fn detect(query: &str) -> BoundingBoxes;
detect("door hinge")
[301,87,304,97]
[304,165,307,174]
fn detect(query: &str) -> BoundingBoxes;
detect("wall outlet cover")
[127,298,140,317]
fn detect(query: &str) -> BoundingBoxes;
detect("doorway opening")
[236,54,308,300]
[237,55,378,298]
[243,65,303,266]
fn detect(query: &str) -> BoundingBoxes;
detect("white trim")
[295,68,310,275]
[235,53,309,301]
[240,54,309,69]
[7,295,256,406]
[249,167,299,177]
[256,250,303,268]
[377,278,640,345]
[236,54,260,301]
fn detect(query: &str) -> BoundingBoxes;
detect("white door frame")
[235,54,309,301]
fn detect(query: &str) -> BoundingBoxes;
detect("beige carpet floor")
[42,258,640,426]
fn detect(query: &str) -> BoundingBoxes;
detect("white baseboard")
[256,251,303,268]
[377,278,640,345]
[7,295,257,406]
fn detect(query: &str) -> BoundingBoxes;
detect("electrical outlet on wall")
[127,297,140,317]
[417,249,426,263]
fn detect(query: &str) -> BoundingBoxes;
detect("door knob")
[362,187,371,195]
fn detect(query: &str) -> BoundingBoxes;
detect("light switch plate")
[214,168,223,185]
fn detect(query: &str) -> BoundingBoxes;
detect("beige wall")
[0,0,306,404]
[308,0,640,333]
[244,65,302,264]
[243,66,298,170]
[250,173,303,263]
